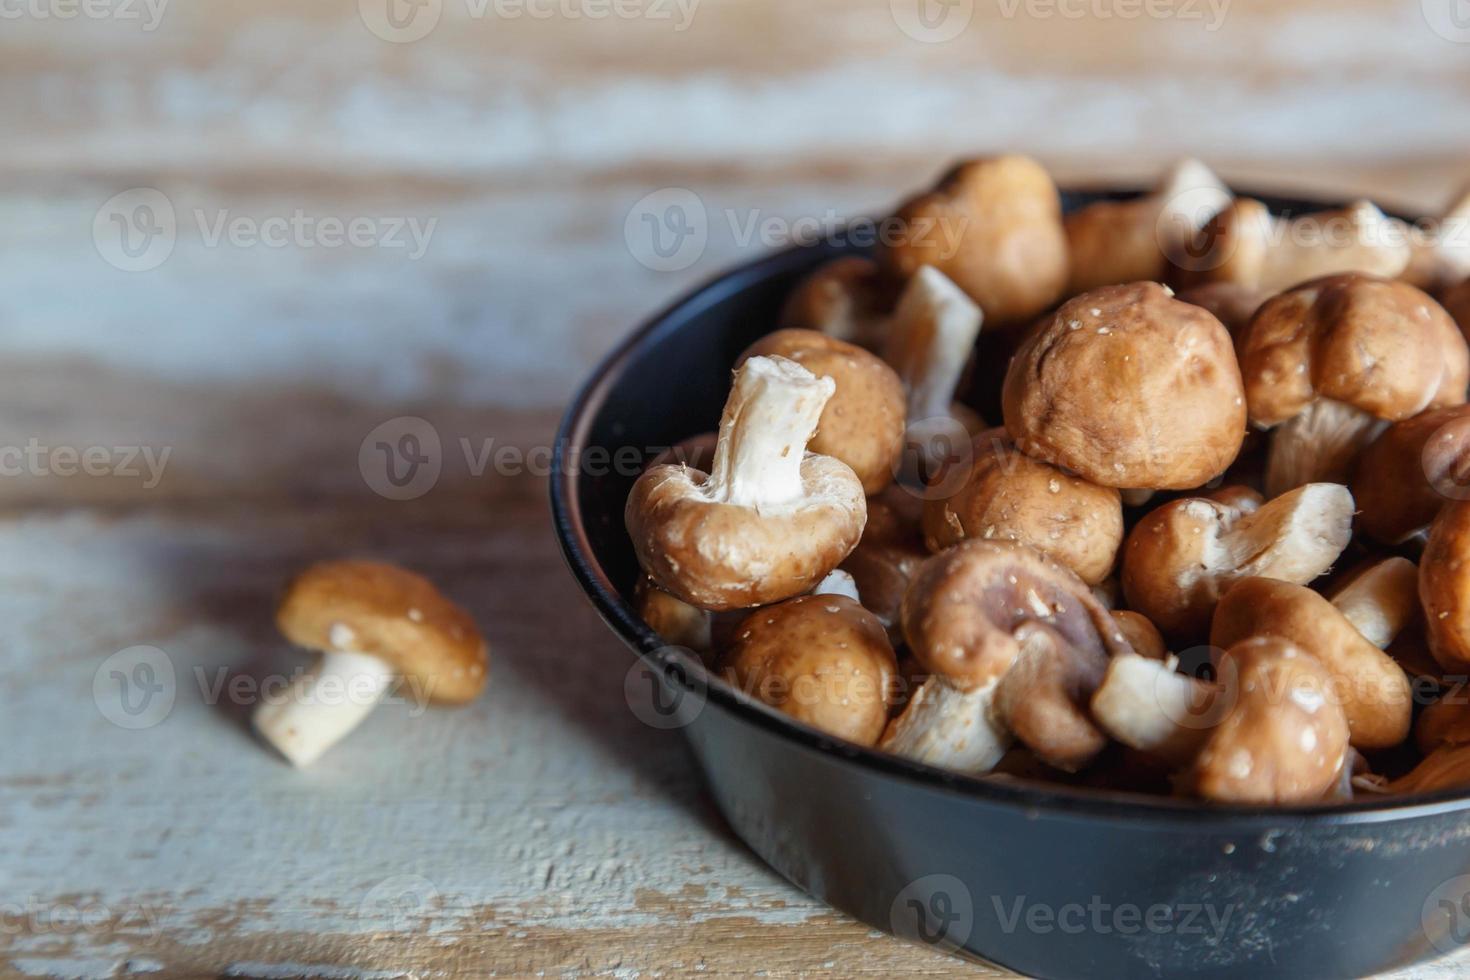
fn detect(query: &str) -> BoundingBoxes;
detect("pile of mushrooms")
[624,155,1470,805]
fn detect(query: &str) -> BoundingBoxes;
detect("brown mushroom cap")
[1191,637,1350,804]
[1002,282,1247,490]
[839,485,926,641]
[1210,577,1412,749]
[276,560,487,704]
[1121,483,1354,642]
[778,256,893,348]
[724,595,897,745]
[740,329,906,495]
[879,155,1068,330]
[626,356,867,611]
[1240,275,1469,429]
[634,576,712,653]
[1420,499,1470,672]
[1352,405,1470,545]
[902,538,1131,693]
[1110,610,1168,662]
[922,431,1123,585]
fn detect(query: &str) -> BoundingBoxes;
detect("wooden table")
[4,1,1470,975]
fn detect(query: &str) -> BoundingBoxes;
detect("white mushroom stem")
[1090,655,1220,766]
[1212,482,1355,583]
[1330,557,1419,649]
[705,355,835,511]
[1152,158,1232,248]
[880,677,1010,775]
[811,568,860,602]
[882,266,983,424]
[253,650,396,767]
[1434,185,1470,282]
[1265,399,1387,498]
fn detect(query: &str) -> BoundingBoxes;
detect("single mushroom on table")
[778,256,893,349]
[1178,198,1410,294]
[1210,565,1417,749]
[878,155,1069,332]
[625,355,867,610]
[255,560,488,767]
[1120,483,1355,642]
[883,539,1132,774]
[1238,274,1469,497]
[739,329,906,496]
[1189,637,1352,804]
[1351,404,1470,546]
[723,594,897,746]
[1002,281,1247,491]
[921,428,1124,587]
[1064,158,1232,294]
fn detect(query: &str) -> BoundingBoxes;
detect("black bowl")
[551,191,1470,980]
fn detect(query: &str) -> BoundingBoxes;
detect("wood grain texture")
[4,0,1470,975]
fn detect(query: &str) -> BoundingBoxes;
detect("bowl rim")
[550,187,1470,827]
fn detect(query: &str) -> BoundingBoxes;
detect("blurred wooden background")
[2,1,1469,976]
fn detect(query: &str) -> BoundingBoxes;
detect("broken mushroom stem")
[255,560,488,768]
[1329,557,1420,650]
[882,266,983,429]
[880,674,1010,775]
[1091,654,1221,767]
[707,355,836,510]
